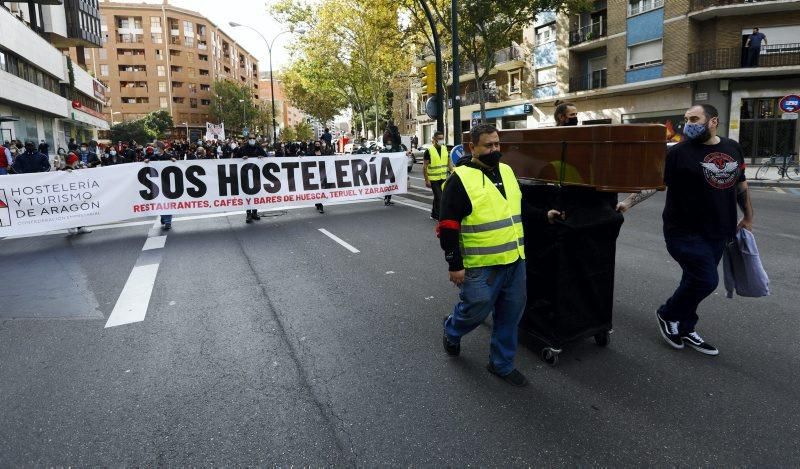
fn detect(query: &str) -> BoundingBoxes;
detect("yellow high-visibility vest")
[452,163,525,268]
[427,145,449,181]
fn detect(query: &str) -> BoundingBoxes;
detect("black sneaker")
[385,200,395,206]
[245,215,253,223]
[656,311,684,349]
[681,331,719,356]
[486,363,529,387]
[251,212,261,221]
[163,223,171,231]
[442,316,459,357]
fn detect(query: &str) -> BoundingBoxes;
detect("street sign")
[778,95,800,113]
[450,144,465,165]
[242,127,249,137]
[781,113,798,120]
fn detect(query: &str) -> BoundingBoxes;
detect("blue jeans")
[160,215,172,225]
[0,168,7,175]
[445,259,527,375]
[658,235,727,334]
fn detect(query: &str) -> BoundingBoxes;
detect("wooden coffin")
[464,124,667,193]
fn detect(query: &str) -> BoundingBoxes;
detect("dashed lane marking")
[105,219,167,328]
[318,228,360,254]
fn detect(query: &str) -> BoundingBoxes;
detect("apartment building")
[76,0,260,141]
[0,1,109,149]
[258,73,308,134]
[415,0,800,162]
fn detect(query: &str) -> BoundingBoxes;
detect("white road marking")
[318,228,360,253]
[392,198,430,212]
[142,235,168,251]
[105,219,166,328]
[773,187,785,193]
[409,176,426,181]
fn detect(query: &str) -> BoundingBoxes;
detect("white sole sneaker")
[656,311,684,349]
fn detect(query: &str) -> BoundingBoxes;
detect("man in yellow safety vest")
[438,124,563,387]
[423,131,452,220]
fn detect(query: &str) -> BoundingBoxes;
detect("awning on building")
[0,116,21,123]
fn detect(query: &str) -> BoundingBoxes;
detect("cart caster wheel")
[594,331,611,347]
[541,348,559,366]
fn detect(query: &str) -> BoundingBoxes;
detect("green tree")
[209,79,275,138]
[294,120,314,141]
[109,119,152,144]
[142,110,174,138]
[281,125,297,142]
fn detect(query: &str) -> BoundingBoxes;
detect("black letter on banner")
[335,160,351,188]
[186,165,207,197]
[218,164,239,196]
[262,163,281,193]
[240,163,261,195]
[301,161,319,190]
[281,162,300,191]
[161,166,184,199]
[351,159,369,187]
[318,160,336,189]
[138,167,159,200]
[379,157,396,184]
[368,157,378,185]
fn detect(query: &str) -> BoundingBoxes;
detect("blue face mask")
[683,122,709,141]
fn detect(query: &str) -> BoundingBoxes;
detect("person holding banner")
[237,137,268,223]
[145,142,178,231]
[308,141,326,214]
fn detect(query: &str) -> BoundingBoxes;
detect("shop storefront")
[471,104,533,130]
[728,79,800,163]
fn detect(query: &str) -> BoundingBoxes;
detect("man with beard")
[438,124,563,387]
[554,101,578,126]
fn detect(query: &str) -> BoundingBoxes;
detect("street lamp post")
[451,0,461,145]
[238,98,246,135]
[229,22,306,145]
[417,0,444,134]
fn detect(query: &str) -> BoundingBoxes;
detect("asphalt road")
[1,165,798,465]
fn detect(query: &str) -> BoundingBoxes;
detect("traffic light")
[420,63,436,95]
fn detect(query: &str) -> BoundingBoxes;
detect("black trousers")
[430,179,445,219]
[246,209,258,217]
[746,47,761,67]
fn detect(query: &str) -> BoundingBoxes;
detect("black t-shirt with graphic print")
[662,136,746,239]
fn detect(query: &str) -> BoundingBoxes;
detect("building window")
[173,97,185,104]
[536,66,556,86]
[628,39,662,69]
[150,17,161,29]
[201,99,211,106]
[199,69,209,76]
[155,49,163,60]
[159,81,167,93]
[151,33,163,44]
[628,0,664,16]
[508,69,522,94]
[536,23,556,44]
[200,84,210,91]
[188,83,197,94]
[100,64,109,76]
[183,20,193,36]
[190,98,198,108]
[157,65,165,76]
[184,36,194,47]
[98,49,107,60]
[160,96,168,108]
[739,97,798,161]
[116,17,129,29]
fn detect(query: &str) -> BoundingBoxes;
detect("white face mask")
[80,147,88,152]
[248,139,256,146]
[230,143,237,149]
[110,151,117,156]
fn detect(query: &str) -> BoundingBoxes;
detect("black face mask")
[565,117,579,126]
[478,150,502,167]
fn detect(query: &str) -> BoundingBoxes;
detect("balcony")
[689,0,800,19]
[569,69,607,92]
[494,44,527,71]
[569,20,607,48]
[460,90,500,106]
[687,43,800,73]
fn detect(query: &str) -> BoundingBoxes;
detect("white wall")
[0,7,67,79]
[41,4,68,40]
[0,70,69,117]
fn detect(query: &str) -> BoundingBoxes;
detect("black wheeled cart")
[519,183,624,366]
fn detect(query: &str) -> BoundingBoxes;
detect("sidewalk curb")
[747,180,800,188]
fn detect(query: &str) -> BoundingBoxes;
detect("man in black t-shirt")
[656,104,754,356]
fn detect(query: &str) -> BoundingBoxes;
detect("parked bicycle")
[754,153,799,181]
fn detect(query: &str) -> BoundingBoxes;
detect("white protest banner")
[205,122,225,141]
[0,153,407,237]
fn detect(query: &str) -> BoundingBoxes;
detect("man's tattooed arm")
[616,189,657,213]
